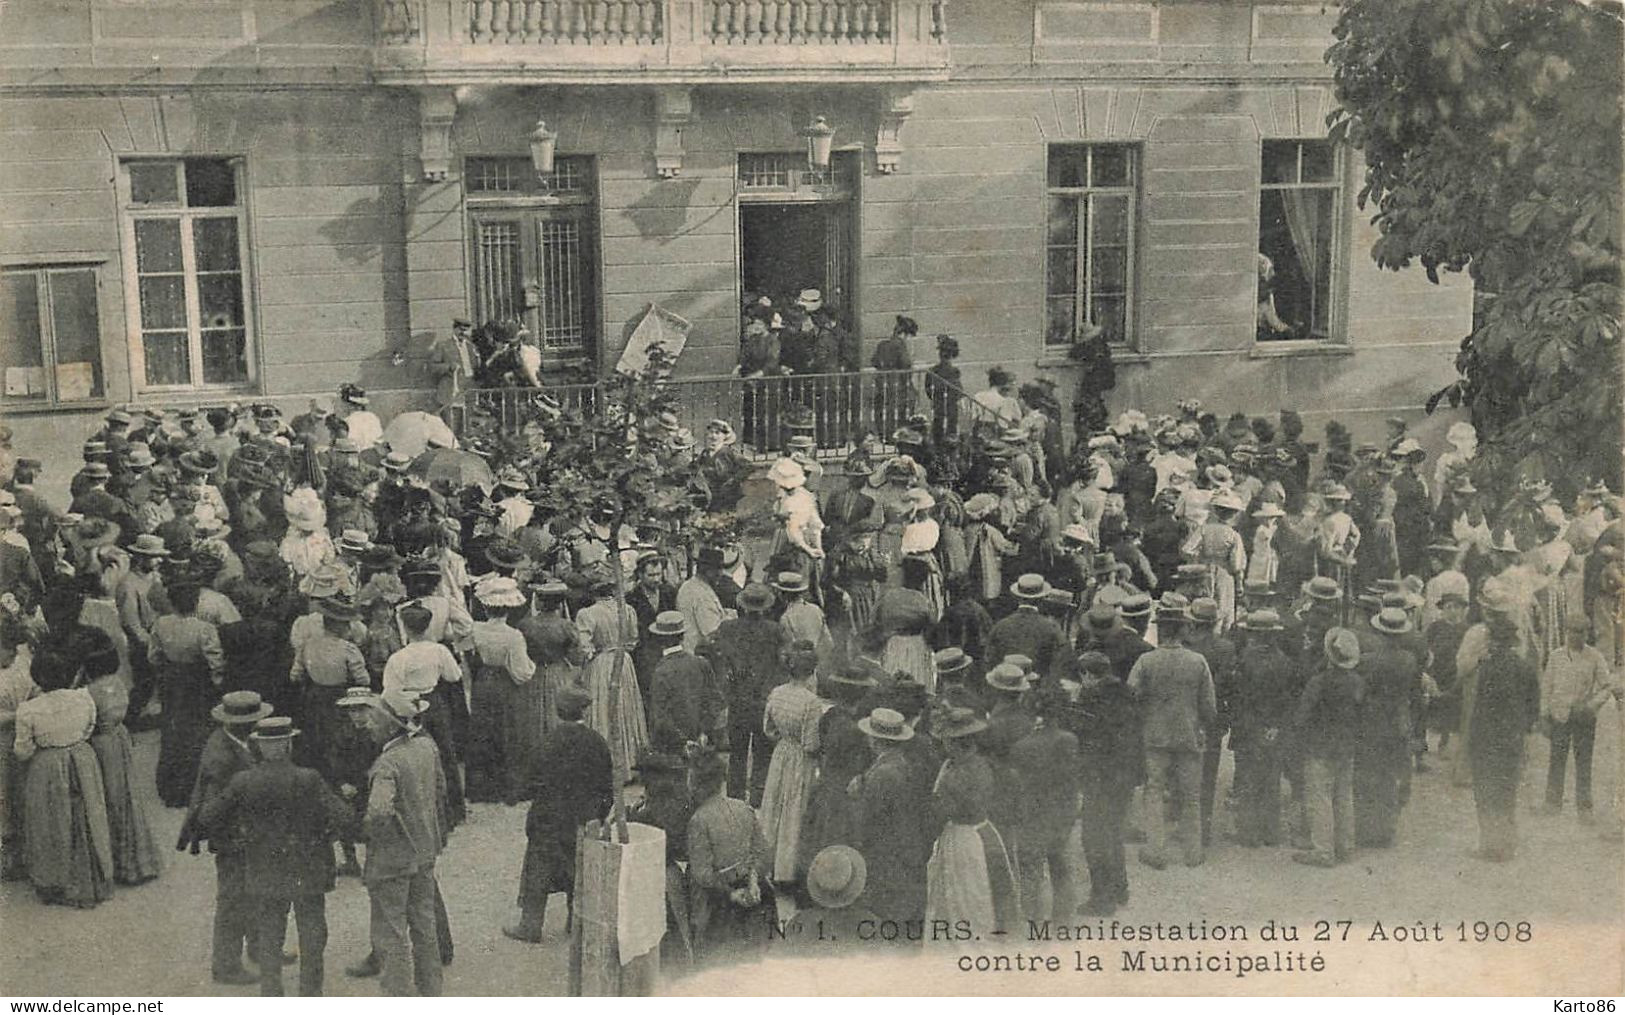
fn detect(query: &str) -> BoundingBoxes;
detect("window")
[119,158,255,390]
[1258,139,1342,342]
[1,264,105,406]
[466,156,599,364]
[737,152,856,198]
[1045,143,1137,348]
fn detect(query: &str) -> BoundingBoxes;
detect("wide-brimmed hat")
[984,663,1029,693]
[1189,597,1220,623]
[857,707,914,742]
[495,467,530,491]
[212,690,274,725]
[127,533,170,558]
[770,571,809,595]
[1211,490,1244,513]
[1061,524,1093,546]
[1371,607,1414,634]
[382,451,413,472]
[1120,592,1153,618]
[80,461,112,481]
[1238,609,1284,631]
[105,409,133,426]
[736,582,776,613]
[1156,591,1191,619]
[1324,628,1361,670]
[826,664,879,692]
[935,707,988,739]
[474,574,526,609]
[316,597,359,621]
[1009,573,1052,600]
[1304,576,1343,602]
[806,845,866,910]
[1322,484,1352,501]
[767,458,806,489]
[648,610,687,638]
[1252,502,1285,520]
[249,716,299,741]
[484,538,526,572]
[124,444,156,468]
[933,647,971,675]
[178,450,218,476]
[336,686,377,711]
[963,493,1000,521]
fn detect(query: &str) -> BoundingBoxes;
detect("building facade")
[1,0,1469,491]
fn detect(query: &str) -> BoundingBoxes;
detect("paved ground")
[3,712,1622,997]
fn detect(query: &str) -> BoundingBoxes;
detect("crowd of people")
[0,351,1622,995]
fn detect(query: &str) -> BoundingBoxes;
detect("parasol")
[409,447,496,493]
[382,411,458,458]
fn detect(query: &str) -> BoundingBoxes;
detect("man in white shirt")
[1541,610,1620,820]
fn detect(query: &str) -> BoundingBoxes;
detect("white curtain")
[1280,189,1324,307]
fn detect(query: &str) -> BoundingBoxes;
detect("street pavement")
[2,708,1621,996]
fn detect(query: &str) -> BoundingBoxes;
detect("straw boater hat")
[770,571,809,595]
[1061,524,1093,546]
[249,716,299,741]
[826,664,879,692]
[933,647,971,676]
[648,610,687,639]
[767,458,807,490]
[1237,608,1284,631]
[1323,484,1352,502]
[382,451,413,473]
[124,444,156,469]
[856,707,914,742]
[1211,490,1244,513]
[985,662,1030,694]
[127,533,170,558]
[1371,607,1414,635]
[1188,597,1220,624]
[1252,502,1286,520]
[1304,576,1343,602]
[1009,573,1052,600]
[806,845,866,910]
[337,529,372,555]
[1120,592,1153,618]
[211,690,274,726]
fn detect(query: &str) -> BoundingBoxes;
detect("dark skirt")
[23,743,114,907]
[297,683,358,788]
[463,671,508,804]
[89,725,162,885]
[156,660,214,808]
[499,676,549,806]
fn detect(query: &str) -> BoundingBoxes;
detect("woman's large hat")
[805,845,866,910]
[767,458,806,490]
[856,707,914,741]
[474,574,526,608]
[211,690,274,726]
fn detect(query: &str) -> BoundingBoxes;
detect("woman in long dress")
[574,578,649,778]
[756,642,827,885]
[876,557,939,693]
[517,581,581,740]
[148,580,225,807]
[800,668,876,867]
[15,646,114,907]
[467,576,540,805]
[924,708,1018,936]
[77,628,160,886]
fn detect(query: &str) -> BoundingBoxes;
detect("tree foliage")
[1327,0,1623,497]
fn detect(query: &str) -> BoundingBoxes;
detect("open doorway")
[740,204,829,300]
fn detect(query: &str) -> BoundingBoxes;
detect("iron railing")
[468,365,1002,462]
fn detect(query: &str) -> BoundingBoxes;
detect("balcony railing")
[375,0,950,82]
[467,366,1000,462]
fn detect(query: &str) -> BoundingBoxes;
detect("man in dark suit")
[1183,597,1238,848]
[1065,651,1141,914]
[627,552,678,700]
[1012,689,1082,920]
[197,716,356,996]
[850,708,930,923]
[506,687,612,943]
[646,611,726,754]
[179,691,274,986]
[988,574,1074,687]
[1076,599,1154,683]
[700,583,786,804]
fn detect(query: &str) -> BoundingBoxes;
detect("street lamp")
[803,115,835,173]
[529,119,559,181]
